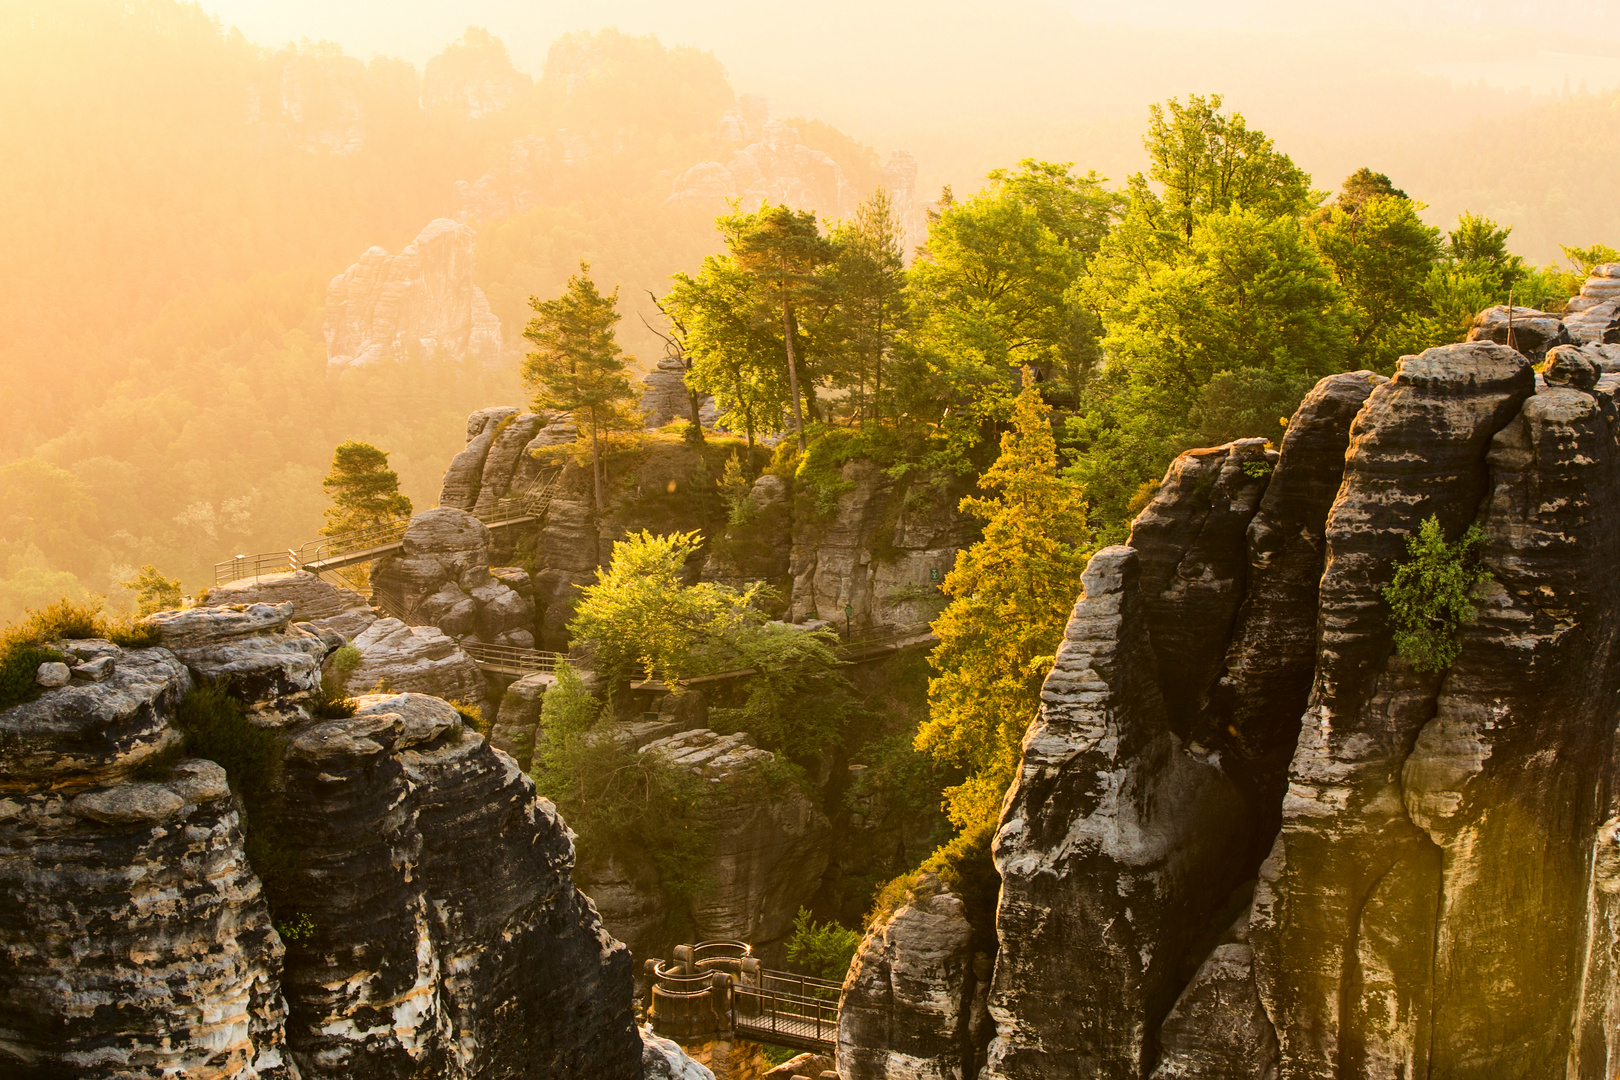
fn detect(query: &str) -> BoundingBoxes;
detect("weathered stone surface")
[205,569,378,639]
[983,546,1248,1080]
[33,661,69,687]
[1149,909,1277,1080]
[1192,372,1382,853]
[0,645,189,793]
[1544,342,1601,390]
[763,1053,835,1080]
[147,602,333,704]
[1466,304,1570,362]
[472,411,545,518]
[642,1028,718,1080]
[653,729,830,950]
[325,217,503,370]
[490,669,553,769]
[838,872,980,1080]
[440,408,519,511]
[789,462,974,631]
[1249,342,1534,1078]
[1128,438,1273,730]
[669,120,852,219]
[640,355,701,428]
[0,757,296,1079]
[339,617,483,702]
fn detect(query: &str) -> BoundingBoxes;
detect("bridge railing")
[838,620,937,651]
[298,518,412,567]
[478,469,562,525]
[731,983,839,1045]
[214,550,299,585]
[460,640,560,674]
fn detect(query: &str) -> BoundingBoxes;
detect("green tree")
[320,441,411,536]
[1308,170,1444,371]
[829,187,911,424]
[522,262,641,514]
[786,906,862,983]
[1448,212,1525,299]
[121,564,182,615]
[911,161,1119,411]
[1383,515,1492,673]
[727,203,836,452]
[915,370,1092,835]
[667,255,790,459]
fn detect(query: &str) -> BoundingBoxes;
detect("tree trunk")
[683,358,704,443]
[782,291,806,453]
[590,409,604,515]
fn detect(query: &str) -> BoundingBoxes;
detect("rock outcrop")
[1,608,641,1078]
[1466,304,1570,362]
[855,339,1620,1078]
[789,462,974,631]
[838,872,984,1080]
[669,119,852,219]
[204,569,378,639]
[337,617,485,703]
[325,218,503,370]
[370,508,535,649]
[578,728,832,963]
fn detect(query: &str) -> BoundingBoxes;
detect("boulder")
[641,1028,718,1080]
[203,569,377,639]
[147,602,332,703]
[1149,909,1278,1080]
[33,662,69,688]
[1466,304,1570,362]
[340,617,484,703]
[490,670,553,769]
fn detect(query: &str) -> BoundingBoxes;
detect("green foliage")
[532,662,712,907]
[718,451,757,527]
[0,597,166,710]
[275,911,316,943]
[1188,368,1319,447]
[329,644,362,679]
[119,564,183,616]
[1383,515,1492,673]
[321,441,412,537]
[310,679,358,720]
[916,372,1091,835]
[451,700,487,734]
[785,907,862,983]
[522,261,642,511]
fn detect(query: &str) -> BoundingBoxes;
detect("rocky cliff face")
[325,218,503,370]
[844,337,1620,1078]
[1,602,641,1079]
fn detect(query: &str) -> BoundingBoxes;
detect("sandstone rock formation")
[1466,303,1570,362]
[337,617,484,703]
[669,119,851,218]
[0,609,641,1078]
[640,355,719,430]
[325,217,503,370]
[642,1028,719,1080]
[370,507,535,649]
[838,872,984,1080]
[422,29,530,120]
[849,339,1620,1078]
[789,461,975,631]
[490,668,553,769]
[578,728,832,964]
[204,569,378,639]
[1560,260,1620,346]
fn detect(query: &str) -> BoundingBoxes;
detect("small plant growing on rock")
[451,699,486,733]
[275,911,315,944]
[310,678,357,720]
[328,644,362,684]
[1383,514,1492,673]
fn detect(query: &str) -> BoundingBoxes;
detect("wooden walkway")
[646,942,841,1054]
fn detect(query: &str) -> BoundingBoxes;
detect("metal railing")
[298,518,412,569]
[645,941,840,1054]
[214,550,299,585]
[460,640,560,675]
[731,983,839,1049]
[838,620,937,652]
[478,469,562,525]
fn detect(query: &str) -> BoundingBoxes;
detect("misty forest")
[8,2,1620,1078]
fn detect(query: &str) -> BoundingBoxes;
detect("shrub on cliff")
[786,906,861,984]
[320,440,412,536]
[1384,514,1492,673]
[0,598,160,710]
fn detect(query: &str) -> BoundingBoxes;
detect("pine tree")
[915,369,1093,835]
[120,564,182,615]
[522,262,640,514]
[320,441,411,536]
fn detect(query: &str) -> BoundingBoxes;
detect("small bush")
[329,644,362,679]
[451,699,486,733]
[106,620,162,649]
[785,906,862,985]
[310,679,358,720]
[0,642,67,711]
[274,911,315,943]
[1383,515,1492,673]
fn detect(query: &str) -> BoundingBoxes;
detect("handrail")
[299,518,411,566]
[460,640,560,674]
[214,550,299,585]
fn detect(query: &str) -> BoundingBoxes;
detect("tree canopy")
[320,441,411,536]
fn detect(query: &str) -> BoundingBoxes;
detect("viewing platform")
[644,940,841,1057]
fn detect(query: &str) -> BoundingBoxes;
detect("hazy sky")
[192,0,1620,241]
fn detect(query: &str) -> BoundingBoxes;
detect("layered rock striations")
[1,607,641,1078]
[856,339,1620,1078]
